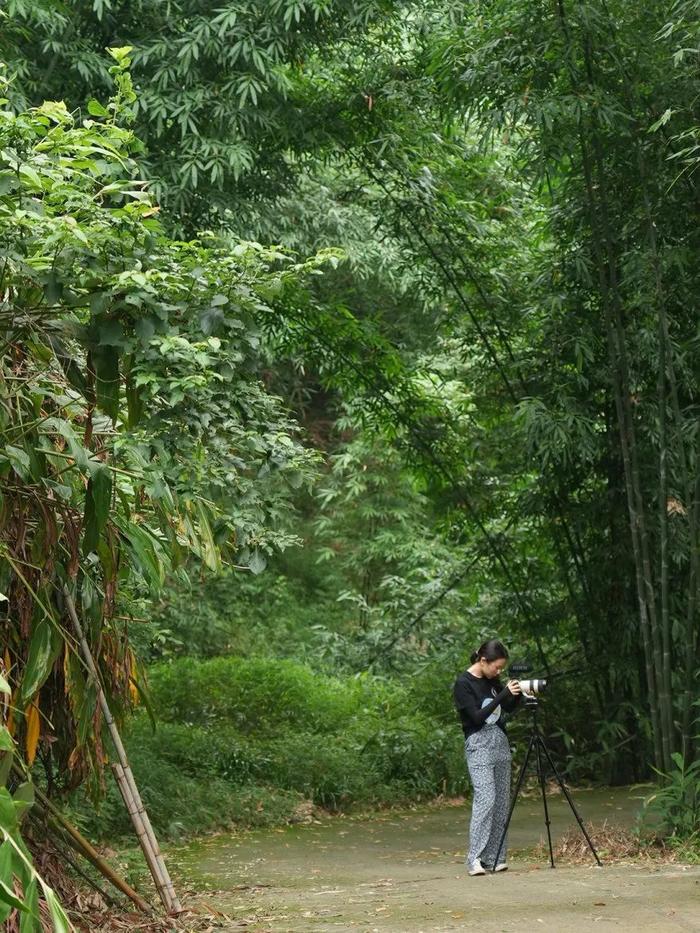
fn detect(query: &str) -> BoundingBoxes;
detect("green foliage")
[643,753,700,840]
[0,55,331,791]
[1,0,409,229]
[0,745,70,930]
[72,655,467,839]
[5,0,700,871]
[147,656,399,734]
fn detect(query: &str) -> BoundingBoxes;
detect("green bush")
[124,719,263,785]
[69,727,305,840]
[147,656,404,735]
[259,733,382,808]
[75,655,469,840]
[355,715,467,798]
[642,753,700,839]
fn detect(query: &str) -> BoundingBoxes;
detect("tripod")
[492,698,602,871]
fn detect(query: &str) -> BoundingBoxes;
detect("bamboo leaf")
[92,345,120,423]
[0,789,18,836]
[83,465,113,554]
[24,704,40,767]
[0,840,13,922]
[43,886,71,933]
[18,876,40,932]
[114,518,166,591]
[19,621,61,708]
[11,784,34,824]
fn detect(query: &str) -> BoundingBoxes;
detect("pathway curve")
[174,788,700,932]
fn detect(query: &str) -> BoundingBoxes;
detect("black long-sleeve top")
[453,670,522,739]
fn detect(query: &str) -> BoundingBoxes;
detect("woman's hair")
[471,639,509,665]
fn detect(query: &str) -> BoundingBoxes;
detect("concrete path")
[175,788,700,932]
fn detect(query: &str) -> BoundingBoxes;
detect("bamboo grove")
[1,0,700,921]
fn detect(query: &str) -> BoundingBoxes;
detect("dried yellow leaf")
[129,677,140,706]
[25,699,40,766]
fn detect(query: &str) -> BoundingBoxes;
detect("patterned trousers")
[465,725,512,866]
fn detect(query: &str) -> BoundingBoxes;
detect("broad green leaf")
[43,418,89,472]
[44,887,70,933]
[87,99,110,118]
[19,619,61,707]
[46,338,88,397]
[18,875,40,932]
[0,749,13,786]
[0,674,10,695]
[107,46,133,63]
[0,789,18,835]
[18,164,42,191]
[115,518,166,592]
[4,446,31,481]
[248,548,267,575]
[92,345,120,423]
[195,502,220,572]
[11,784,34,824]
[0,729,13,752]
[0,171,18,195]
[83,465,112,554]
[0,877,31,914]
[0,840,13,922]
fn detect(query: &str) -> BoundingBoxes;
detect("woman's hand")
[506,679,522,696]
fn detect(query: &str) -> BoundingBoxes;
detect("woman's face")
[480,656,507,678]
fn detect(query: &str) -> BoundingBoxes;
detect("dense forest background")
[1,0,700,920]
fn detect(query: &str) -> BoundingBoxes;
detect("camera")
[518,678,547,697]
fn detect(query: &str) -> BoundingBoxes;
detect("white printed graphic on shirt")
[481,691,501,724]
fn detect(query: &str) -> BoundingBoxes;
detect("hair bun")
[470,650,478,663]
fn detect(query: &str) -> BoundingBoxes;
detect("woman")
[453,639,522,875]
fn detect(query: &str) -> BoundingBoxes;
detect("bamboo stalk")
[600,0,697,765]
[111,761,171,907]
[577,135,664,766]
[27,808,121,910]
[551,0,665,769]
[681,447,700,760]
[63,586,182,914]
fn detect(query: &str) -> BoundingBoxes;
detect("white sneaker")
[468,859,486,876]
[494,863,508,873]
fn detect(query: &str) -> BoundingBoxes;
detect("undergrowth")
[69,655,468,841]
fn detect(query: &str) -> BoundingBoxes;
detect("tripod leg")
[535,735,555,868]
[491,733,535,872]
[539,738,602,867]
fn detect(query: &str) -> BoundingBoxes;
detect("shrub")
[74,655,470,840]
[642,753,700,839]
[258,733,382,808]
[147,656,404,735]
[69,729,304,840]
[355,715,467,798]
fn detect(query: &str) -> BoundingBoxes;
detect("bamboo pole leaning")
[63,586,183,915]
[27,808,122,911]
